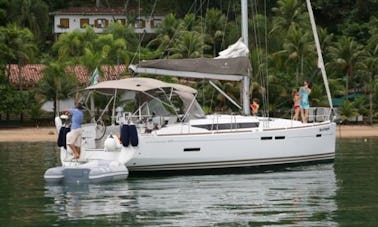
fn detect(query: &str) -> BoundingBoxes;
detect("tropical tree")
[0,24,36,89]
[0,0,8,26]
[7,0,49,46]
[203,8,227,56]
[327,36,366,99]
[104,22,138,53]
[168,31,206,59]
[37,61,78,116]
[271,0,306,35]
[52,26,97,63]
[283,27,315,84]
[147,13,181,58]
[0,73,28,120]
[364,16,378,124]
[337,99,359,122]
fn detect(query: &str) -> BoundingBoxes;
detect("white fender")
[60,147,70,165]
[54,116,62,133]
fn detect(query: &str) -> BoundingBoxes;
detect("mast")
[306,0,333,110]
[241,0,251,115]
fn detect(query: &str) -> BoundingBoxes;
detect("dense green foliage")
[0,0,377,124]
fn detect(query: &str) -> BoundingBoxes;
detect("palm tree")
[203,8,227,56]
[7,0,49,45]
[338,100,359,122]
[147,13,181,58]
[90,33,128,79]
[52,26,97,63]
[271,0,306,35]
[168,31,207,59]
[364,16,378,124]
[104,22,138,53]
[0,24,36,91]
[38,61,78,116]
[327,36,366,99]
[283,27,315,84]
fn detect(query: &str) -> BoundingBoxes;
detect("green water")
[0,138,377,226]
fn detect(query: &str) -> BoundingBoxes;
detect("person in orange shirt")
[250,98,259,116]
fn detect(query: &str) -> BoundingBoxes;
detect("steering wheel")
[95,119,106,140]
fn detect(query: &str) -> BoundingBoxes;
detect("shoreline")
[0,125,377,142]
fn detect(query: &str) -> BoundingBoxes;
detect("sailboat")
[47,0,336,174]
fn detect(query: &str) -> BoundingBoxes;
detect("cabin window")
[80,18,89,28]
[59,18,69,28]
[95,19,108,28]
[192,122,259,131]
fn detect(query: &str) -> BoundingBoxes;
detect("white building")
[50,7,164,35]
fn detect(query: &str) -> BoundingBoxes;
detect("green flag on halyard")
[89,67,99,85]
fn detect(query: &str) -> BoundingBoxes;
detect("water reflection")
[334,138,378,225]
[45,183,132,220]
[44,164,337,226]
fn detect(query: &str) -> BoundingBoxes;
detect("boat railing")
[308,107,333,122]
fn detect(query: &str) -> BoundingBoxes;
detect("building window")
[58,18,69,28]
[115,19,126,25]
[80,18,89,28]
[151,18,161,28]
[134,19,145,29]
[95,19,108,28]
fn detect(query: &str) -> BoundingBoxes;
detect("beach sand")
[0,124,377,142]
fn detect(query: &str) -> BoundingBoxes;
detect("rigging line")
[200,0,204,57]
[130,0,158,64]
[251,0,263,90]
[259,0,270,117]
[220,0,232,51]
[138,0,141,62]
[159,0,202,59]
[250,0,265,115]
[263,0,269,117]
[210,85,215,112]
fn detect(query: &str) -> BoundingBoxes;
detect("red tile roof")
[50,7,136,15]
[6,64,129,88]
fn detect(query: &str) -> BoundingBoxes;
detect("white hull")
[61,117,336,172]
[128,121,335,171]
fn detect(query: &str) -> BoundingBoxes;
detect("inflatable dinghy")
[44,160,128,184]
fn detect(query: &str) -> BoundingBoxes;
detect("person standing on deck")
[299,81,311,123]
[65,102,84,159]
[292,88,300,121]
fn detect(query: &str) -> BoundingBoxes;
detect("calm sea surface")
[0,138,377,226]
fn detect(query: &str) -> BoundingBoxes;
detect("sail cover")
[129,38,251,81]
[130,56,250,81]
